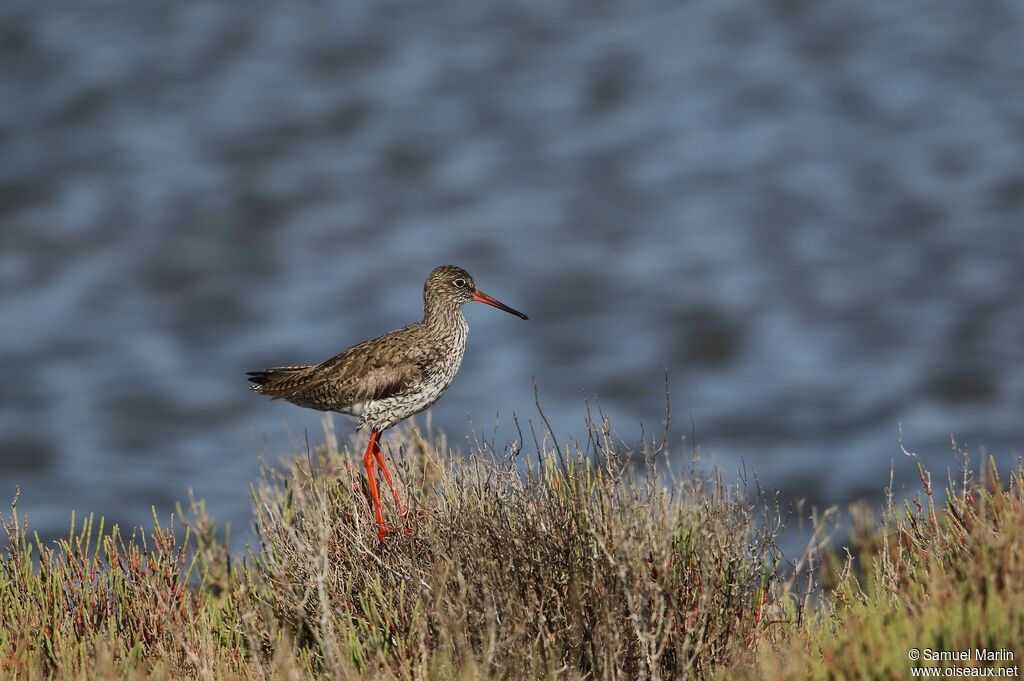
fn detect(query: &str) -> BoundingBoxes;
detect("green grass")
[741,456,1024,680]
[1,419,1021,679]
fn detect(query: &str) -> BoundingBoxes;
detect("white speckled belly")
[359,318,467,431]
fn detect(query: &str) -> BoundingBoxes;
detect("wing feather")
[248,325,442,410]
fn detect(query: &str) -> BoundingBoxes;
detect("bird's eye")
[454,278,467,288]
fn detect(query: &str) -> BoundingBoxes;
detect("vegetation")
[743,452,1024,680]
[0,418,1021,679]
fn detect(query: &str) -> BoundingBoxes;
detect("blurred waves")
[1,0,1023,542]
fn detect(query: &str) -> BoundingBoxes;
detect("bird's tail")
[246,365,313,396]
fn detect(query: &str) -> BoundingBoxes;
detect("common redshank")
[247,265,528,540]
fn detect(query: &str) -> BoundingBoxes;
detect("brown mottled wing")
[249,326,441,411]
[314,332,442,405]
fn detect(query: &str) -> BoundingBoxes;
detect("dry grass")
[1,415,1020,680]
[249,419,784,680]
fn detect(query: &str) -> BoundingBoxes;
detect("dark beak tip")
[474,290,528,320]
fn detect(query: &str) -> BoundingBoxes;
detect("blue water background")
[1,0,1023,545]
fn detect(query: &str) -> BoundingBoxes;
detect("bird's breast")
[357,320,469,431]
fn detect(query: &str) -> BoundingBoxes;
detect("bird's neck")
[423,300,466,331]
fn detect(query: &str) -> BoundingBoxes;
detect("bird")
[247,265,528,540]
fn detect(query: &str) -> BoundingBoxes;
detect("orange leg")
[363,430,392,541]
[372,437,407,518]
[373,436,414,537]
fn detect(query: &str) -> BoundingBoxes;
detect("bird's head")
[425,265,528,320]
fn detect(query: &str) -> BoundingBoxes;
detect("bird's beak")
[472,290,528,320]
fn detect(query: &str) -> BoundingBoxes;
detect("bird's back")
[248,318,465,428]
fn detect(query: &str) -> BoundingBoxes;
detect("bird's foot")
[377,524,414,541]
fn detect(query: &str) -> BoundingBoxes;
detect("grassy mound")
[1,419,1021,679]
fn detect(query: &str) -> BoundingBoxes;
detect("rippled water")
[2,0,1023,544]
